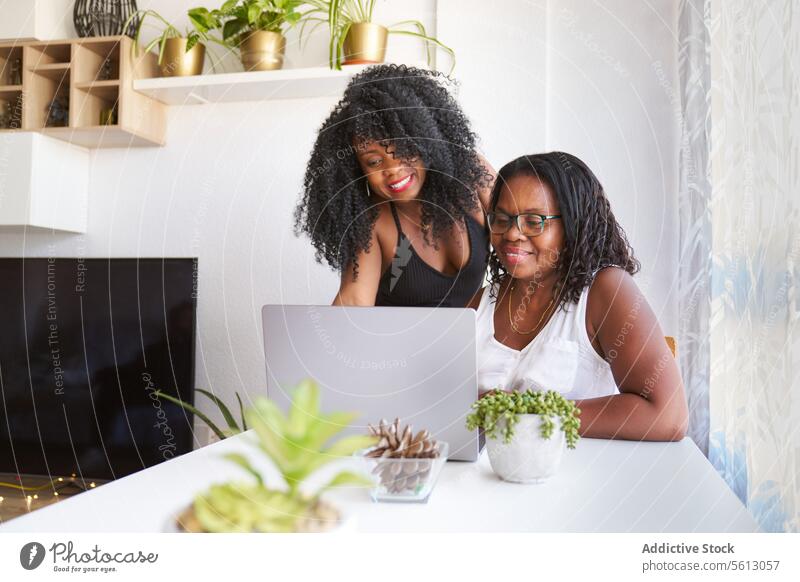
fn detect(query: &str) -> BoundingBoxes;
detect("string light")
[1,474,100,508]
[0,476,87,492]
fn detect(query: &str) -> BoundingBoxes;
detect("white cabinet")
[0,1,76,41]
[0,132,88,233]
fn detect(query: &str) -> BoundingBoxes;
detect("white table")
[0,433,759,533]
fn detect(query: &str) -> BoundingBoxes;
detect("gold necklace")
[395,207,432,238]
[506,280,555,336]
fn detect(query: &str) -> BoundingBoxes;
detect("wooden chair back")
[665,336,676,358]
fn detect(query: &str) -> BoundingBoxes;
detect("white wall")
[0,0,75,41]
[441,0,681,331]
[546,0,681,329]
[437,0,548,164]
[0,0,680,441]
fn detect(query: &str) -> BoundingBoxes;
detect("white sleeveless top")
[475,281,618,400]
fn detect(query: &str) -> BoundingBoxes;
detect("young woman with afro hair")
[295,64,495,307]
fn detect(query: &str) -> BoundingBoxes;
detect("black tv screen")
[0,258,197,481]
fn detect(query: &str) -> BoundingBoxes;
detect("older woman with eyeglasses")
[468,152,688,442]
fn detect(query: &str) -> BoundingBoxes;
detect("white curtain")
[706,0,800,533]
[677,0,712,456]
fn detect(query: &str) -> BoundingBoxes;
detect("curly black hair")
[488,152,640,309]
[294,64,491,278]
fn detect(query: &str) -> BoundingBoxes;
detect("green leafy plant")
[155,388,247,441]
[466,389,581,449]
[186,379,377,532]
[189,0,303,49]
[300,0,456,72]
[123,9,220,65]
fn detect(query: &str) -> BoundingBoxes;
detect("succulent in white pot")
[466,389,581,484]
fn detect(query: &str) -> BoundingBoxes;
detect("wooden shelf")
[41,125,162,148]
[27,43,71,65]
[24,48,71,130]
[0,45,23,87]
[30,62,70,72]
[76,79,119,88]
[30,63,70,81]
[133,65,373,105]
[0,36,165,147]
[3,36,411,143]
[0,86,23,130]
[75,80,120,101]
[73,39,120,83]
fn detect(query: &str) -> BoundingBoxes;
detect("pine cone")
[365,418,440,494]
[366,418,439,459]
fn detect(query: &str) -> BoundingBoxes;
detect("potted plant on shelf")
[124,9,221,77]
[301,0,455,72]
[176,379,377,532]
[466,389,581,484]
[190,0,302,71]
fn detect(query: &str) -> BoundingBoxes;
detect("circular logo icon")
[20,542,46,570]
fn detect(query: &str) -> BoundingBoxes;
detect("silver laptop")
[261,305,480,461]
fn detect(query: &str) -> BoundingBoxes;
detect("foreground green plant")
[187,379,377,532]
[300,0,456,72]
[466,389,581,449]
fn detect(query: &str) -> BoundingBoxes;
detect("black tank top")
[375,202,490,307]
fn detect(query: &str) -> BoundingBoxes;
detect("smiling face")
[491,174,565,281]
[354,139,427,201]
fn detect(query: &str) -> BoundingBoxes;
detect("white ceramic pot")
[486,414,565,483]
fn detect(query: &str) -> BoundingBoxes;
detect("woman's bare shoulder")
[588,266,638,308]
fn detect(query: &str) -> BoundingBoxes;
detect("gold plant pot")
[159,38,205,77]
[342,22,388,65]
[240,31,286,71]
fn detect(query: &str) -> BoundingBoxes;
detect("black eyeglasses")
[486,212,562,237]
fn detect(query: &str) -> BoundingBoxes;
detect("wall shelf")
[75,80,119,100]
[29,62,71,76]
[0,36,166,147]
[133,65,372,105]
[5,32,418,144]
[41,125,157,148]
